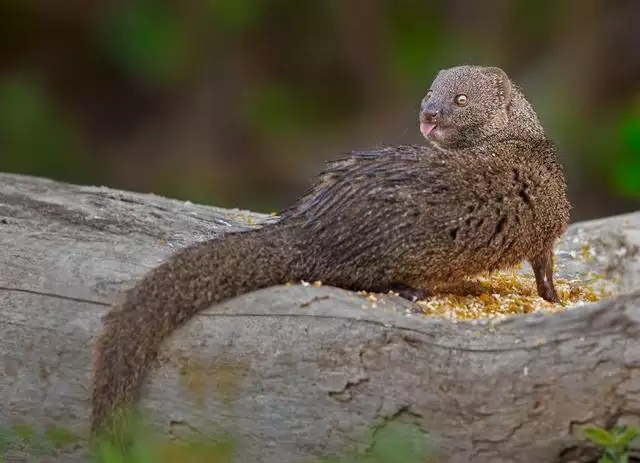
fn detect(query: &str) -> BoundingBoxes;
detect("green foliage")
[45,426,80,449]
[10,423,35,443]
[89,428,237,463]
[384,4,444,84]
[0,423,81,461]
[246,83,315,135]
[0,1,637,210]
[90,421,432,463]
[95,1,192,85]
[610,103,640,197]
[0,416,433,463]
[583,424,639,463]
[314,421,433,463]
[89,413,433,463]
[0,76,87,181]
[206,0,266,35]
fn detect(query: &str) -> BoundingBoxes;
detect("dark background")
[0,0,638,221]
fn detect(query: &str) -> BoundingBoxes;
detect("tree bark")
[1,172,639,463]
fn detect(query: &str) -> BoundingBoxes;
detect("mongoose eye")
[426,90,433,99]
[455,94,468,106]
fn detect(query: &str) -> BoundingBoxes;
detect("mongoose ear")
[481,66,512,107]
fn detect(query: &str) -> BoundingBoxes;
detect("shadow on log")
[0,172,639,462]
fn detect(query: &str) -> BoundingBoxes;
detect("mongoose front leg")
[387,283,430,302]
[529,249,562,304]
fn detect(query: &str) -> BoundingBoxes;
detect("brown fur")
[90,65,571,433]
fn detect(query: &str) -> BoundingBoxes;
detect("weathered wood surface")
[1,172,640,463]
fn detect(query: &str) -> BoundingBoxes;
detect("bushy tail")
[90,225,300,435]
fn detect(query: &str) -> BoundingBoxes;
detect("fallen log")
[0,172,639,462]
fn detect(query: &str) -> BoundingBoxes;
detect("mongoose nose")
[420,101,440,122]
[420,108,439,123]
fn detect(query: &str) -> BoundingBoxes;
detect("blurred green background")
[0,0,638,221]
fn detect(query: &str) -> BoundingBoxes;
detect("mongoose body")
[91,65,571,432]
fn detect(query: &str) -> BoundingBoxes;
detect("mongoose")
[90,65,571,433]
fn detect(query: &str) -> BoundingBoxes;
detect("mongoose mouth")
[420,121,438,137]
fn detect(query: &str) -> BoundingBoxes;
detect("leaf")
[613,425,638,446]
[10,424,34,444]
[366,422,430,463]
[129,436,159,463]
[98,440,126,463]
[44,426,78,449]
[584,426,615,447]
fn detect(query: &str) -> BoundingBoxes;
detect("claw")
[388,284,429,303]
[529,249,563,305]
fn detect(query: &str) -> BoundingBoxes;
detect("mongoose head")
[419,65,519,149]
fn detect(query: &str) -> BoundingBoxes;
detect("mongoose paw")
[530,252,564,306]
[388,284,429,303]
[539,282,564,306]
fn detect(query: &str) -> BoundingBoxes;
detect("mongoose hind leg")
[387,283,431,303]
[530,249,563,305]
[358,282,430,303]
